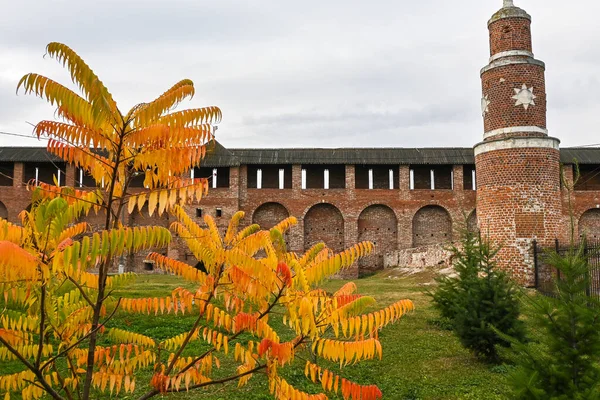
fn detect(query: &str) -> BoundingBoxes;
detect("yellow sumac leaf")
[148,192,158,217]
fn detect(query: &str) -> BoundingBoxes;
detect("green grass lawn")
[2,270,529,399]
[107,271,522,400]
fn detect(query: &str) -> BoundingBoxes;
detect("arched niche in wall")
[253,202,291,254]
[412,205,452,247]
[0,201,7,220]
[252,202,290,230]
[357,204,397,276]
[579,209,600,241]
[127,203,171,272]
[304,203,344,253]
[467,209,478,233]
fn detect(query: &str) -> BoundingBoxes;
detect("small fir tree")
[430,228,479,322]
[430,228,525,362]
[507,245,600,399]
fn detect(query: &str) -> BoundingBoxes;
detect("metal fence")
[533,239,600,300]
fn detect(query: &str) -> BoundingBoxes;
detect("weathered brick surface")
[578,208,600,240]
[384,243,454,269]
[252,202,290,229]
[489,17,532,56]
[476,147,562,285]
[482,62,546,134]
[357,204,398,276]
[467,210,478,233]
[0,159,479,274]
[304,203,345,253]
[475,3,566,286]
[127,204,171,272]
[412,205,453,247]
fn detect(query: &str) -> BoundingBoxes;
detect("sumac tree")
[0,43,414,400]
[1,42,217,399]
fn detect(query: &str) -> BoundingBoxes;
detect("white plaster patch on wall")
[481,94,491,117]
[483,126,547,140]
[489,50,534,63]
[515,238,534,270]
[513,84,536,110]
[480,58,545,75]
[523,195,543,213]
[383,243,454,269]
[474,136,560,156]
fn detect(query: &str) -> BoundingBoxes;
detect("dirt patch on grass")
[382,265,456,285]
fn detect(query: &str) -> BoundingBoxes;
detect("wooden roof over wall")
[0,144,599,166]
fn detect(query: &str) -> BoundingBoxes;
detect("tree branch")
[66,276,95,308]
[136,364,267,400]
[0,335,65,400]
[40,298,122,372]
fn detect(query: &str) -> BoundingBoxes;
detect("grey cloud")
[243,102,469,131]
[0,0,599,150]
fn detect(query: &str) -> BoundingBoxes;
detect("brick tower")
[475,0,562,285]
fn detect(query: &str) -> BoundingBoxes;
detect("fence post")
[584,237,591,298]
[555,238,561,281]
[533,239,538,289]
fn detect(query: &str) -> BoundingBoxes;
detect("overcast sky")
[0,0,598,149]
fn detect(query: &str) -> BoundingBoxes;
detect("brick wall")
[357,204,398,276]
[482,63,546,135]
[476,147,562,285]
[489,17,532,56]
[127,205,171,272]
[0,158,473,276]
[2,157,599,280]
[1,163,32,223]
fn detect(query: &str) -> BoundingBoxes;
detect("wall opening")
[467,209,478,233]
[302,165,345,189]
[412,205,453,247]
[0,162,14,186]
[355,165,396,189]
[410,165,452,190]
[575,165,600,191]
[129,171,147,188]
[24,162,67,186]
[75,167,97,188]
[304,203,344,252]
[247,165,291,189]
[253,202,290,256]
[358,205,397,275]
[195,167,231,188]
[463,164,476,190]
